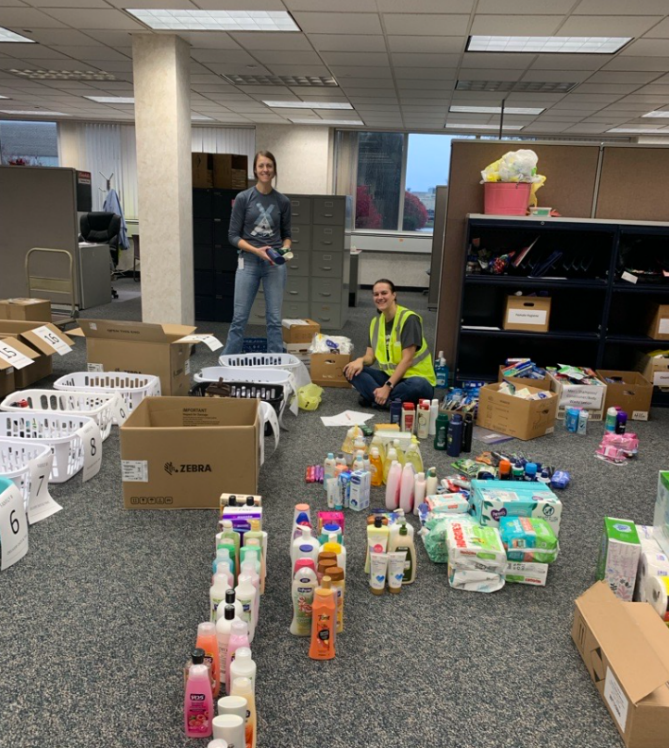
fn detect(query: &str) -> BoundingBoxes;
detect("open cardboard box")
[310,353,351,388]
[548,370,607,421]
[0,321,73,388]
[0,336,41,396]
[69,319,209,396]
[647,304,669,342]
[637,352,669,391]
[476,382,558,440]
[282,318,320,346]
[572,581,669,748]
[503,296,551,332]
[597,370,653,421]
[120,397,261,509]
[498,365,552,391]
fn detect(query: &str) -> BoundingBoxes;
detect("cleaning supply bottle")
[434,412,448,450]
[390,522,416,584]
[229,647,256,696]
[225,620,250,694]
[308,576,336,661]
[231,676,257,748]
[369,447,383,487]
[429,398,439,436]
[414,471,426,515]
[426,467,438,496]
[290,560,318,636]
[216,605,240,683]
[416,400,430,439]
[235,574,257,643]
[322,538,347,575]
[405,442,424,473]
[446,413,463,457]
[210,570,232,623]
[385,460,402,511]
[196,622,221,699]
[324,452,336,485]
[291,503,312,544]
[384,446,399,483]
[327,566,345,634]
[184,663,214,738]
[290,525,317,567]
[399,462,415,515]
[365,515,390,573]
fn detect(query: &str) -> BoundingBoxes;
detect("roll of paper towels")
[635,550,669,602]
[645,575,669,622]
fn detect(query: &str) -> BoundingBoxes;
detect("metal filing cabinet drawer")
[310,302,344,329]
[313,197,346,225]
[289,196,312,225]
[249,300,266,326]
[311,250,344,279]
[282,300,310,319]
[285,251,309,277]
[311,277,341,303]
[312,225,344,251]
[290,225,312,251]
[284,276,310,303]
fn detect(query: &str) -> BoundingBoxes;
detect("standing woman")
[344,279,436,407]
[223,150,292,354]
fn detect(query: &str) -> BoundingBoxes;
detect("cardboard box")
[647,304,669,341]
[0,336,40,396]
[120,397,261,509]
[596,517,642,602]
[283,343,310,363]
[192,153,213,189]
[0,298,51,322]
[548,371,607,420]
[572,581,669,748]
[637,352,669,390]
[69,319,202,396]
[0,321,72,388]
[597,370,653,421]
[498,365,552,391]
[503,296,551,332]
[212,154,248,190]
[310,353,351,389]
[476,382,558,441]
[653,471,669,558]
[282,318,320,346]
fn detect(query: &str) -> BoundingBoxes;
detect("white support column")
[132,33,193,324]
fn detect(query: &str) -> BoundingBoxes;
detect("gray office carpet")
[1,279,667,748]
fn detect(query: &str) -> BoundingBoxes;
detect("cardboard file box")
[0,321,73,388]
[120,397,261,509]
[597,370,653,421]
[503,296,551,332]
[572,582,669,748]
[282,318,320,345]
[637,352,669,390]
[476,382,557,441]
[548,371,607,421]
[212,154,248,190]
[192,153,213,189]
[0,298,52,323]
[310,353,351,389]
[647,304,669,341]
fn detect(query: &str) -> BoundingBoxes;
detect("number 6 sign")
[0,478,29,571]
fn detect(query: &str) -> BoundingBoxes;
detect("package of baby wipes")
[499,516,559,563]
[419,515,452,564]
[426,493,470,515]
[448,564,505,593]
[470,479,563,537]
[505,561,549,586]
[445,516,507,573]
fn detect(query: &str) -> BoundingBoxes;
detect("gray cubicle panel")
[0,165,79,301]
[428,185,448,310]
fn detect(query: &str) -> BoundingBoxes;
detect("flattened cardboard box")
[120,397,261,509]
[69,319,199,396]
[0,321,72,388]
[310,353,351,389]
[597,370,653,421]
[476,382,557,441]
[572,582,669,748]
[0,298,51,323]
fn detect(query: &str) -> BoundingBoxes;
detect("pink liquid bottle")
[184,663,214,738]
[225,620,250,695]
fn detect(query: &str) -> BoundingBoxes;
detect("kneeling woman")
[344,279,436,407]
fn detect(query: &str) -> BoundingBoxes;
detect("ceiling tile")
[229,33,312,52]
[81,30,135,47]
[291,12,382,35]
[395,67,457,80]
[643,18,669,39]
[563,124,609,133]
[263,64,332,77]
[309,34,386,53]
[52,46,129,61]
[557,16,662,37]
[532,54,614,70]
[205,63,271,76]
[575,0,668,14]
[284,0,378,9]
[620,39,669,56]
[470,15,563,35]
[461,52,532,70]
[40,9,144,29]
[574,83,643,95]
[387,36,463,54]
[525,122,571,131]
[245,50,323,66]
[104,0,196,7]
[319,51,389,67]
[0,45,71,59]
[194,0,286,8]
[556,92,621,103]
[383,14,470,36]
[458,68,524,82]
[378,0,474,10]
[477,0,574,12]
[20,29,100,46]
[343,88,398,97]
[587,70,662,84]
[522,69,599,83]
[391,53,460,67]
[332,68,392,80]
[603,56,669,71]
[177,32,239,50]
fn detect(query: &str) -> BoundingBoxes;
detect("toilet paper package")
[499,516,559,564]
[644,575,669,623]
[596,517,641,602]
[505,561,549,586]
[445,516,506,592]
[470,479,563,537]
[633,526,669,602]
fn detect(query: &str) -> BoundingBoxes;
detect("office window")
[355,132,404,231]
[0,120,58,166]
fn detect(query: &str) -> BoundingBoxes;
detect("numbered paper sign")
[31,326,72,356]
[78,420,103,482]
[0,340,34,370]
[0,479,29,571]
[176,334,223,352]
[112,393,130,425]
[27,451,62,525]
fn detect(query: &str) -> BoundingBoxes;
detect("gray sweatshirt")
[228,186,292,251]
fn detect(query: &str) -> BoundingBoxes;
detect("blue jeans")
[224,253,287,354]
[350,366,434,407]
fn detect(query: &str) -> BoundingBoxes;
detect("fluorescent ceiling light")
[643,110,669,118]
[445,123,524,131]
[467,35,631,54]
[0,27,35,43]
[85,96,134,104]
[456,80,575,93]
[11,68,116,81]
[289,118,363,126]
[0,95,8,100]
[126,9,299,32]
[0,110,70,116]
[222,74,337,87]
[450,105,544,115]
[263,100,352,110]
[607,127,668,133]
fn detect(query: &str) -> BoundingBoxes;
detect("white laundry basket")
[0,412,98,483]
[0,438,52,511]
[217,352,311,389]
[0,389,116,441]
[52,372,161,423]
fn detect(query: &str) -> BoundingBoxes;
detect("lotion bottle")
[235,574,257,644]
[390,521,416,584]
[369,447,383,487]
[385,460,402,511]
[308,576,336,661]
[291,561,318,636]
[229,648,256,695]
[365,516,390,574]
[414,471,426,515]
[196,622,221,699]
[290,525,317,568]
[426,466,438,497]
[216,605,240,684]
[225,620,250,695]
[399,462,415,515]
[231,675,257,748]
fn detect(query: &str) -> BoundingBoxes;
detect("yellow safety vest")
[370,305,436,386]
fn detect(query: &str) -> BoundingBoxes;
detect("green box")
[596,517,641,602]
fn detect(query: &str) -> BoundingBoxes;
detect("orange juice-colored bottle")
[195,622,220,698]
[308,576,336,661]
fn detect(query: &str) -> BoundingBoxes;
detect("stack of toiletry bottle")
[366,513,417,595]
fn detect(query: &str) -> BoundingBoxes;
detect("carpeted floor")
[1,279,667,748]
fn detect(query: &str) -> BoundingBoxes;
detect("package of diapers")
[499,516,559,563]
[445,516,506,593]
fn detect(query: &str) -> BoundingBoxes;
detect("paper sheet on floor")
[320,410,375,427]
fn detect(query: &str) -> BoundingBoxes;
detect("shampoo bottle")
[184,664,214,738]
[384,447,399,483]
[290,560,318,636]
[399,462,416,515]
[225,620,250,695]
[291,503,312,544]
[235,574,257,643]
[426,466,438,496]
[210,570,232,623]
[405,442,424,473]
[414,471,426,515]
[290,525,317,567]
[327,565,345,634]
[428,398,439,436]
[365,516,390,573]
[324,452,337,485]
[196,622,221,699]
[217,588,244,623]
[230,676,257,748]
[308,577,336,661]
[416,400,430,439]
[219,520,241,577]
[244,520,266,594]
[216,605,240,684]
[240,559,261,624]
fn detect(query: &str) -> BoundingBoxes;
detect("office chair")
[79,212,121,299]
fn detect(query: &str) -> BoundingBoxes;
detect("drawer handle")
[323,213,334,217]
[319,317,331,321]
[321,266,332,270]
[289,264,299,269]
[214,218,221,222]
[289,291,299,295]
[321,241,332,245]
[319,292,332,297]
